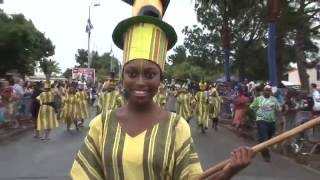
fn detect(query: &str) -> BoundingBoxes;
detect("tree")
[74,48,120,80]
[63,68,72,78]
[185,0,268,81]
[39,59,61,81]
[0,13,55,76]
[75,49,89,67]
[289,0,320,90]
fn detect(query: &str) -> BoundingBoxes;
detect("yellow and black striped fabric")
[61,94,77,124]
[98,91,124,113]
[176,93,193,120]
[195,91,209,128]
[123,23,168,71]
[36,91,59,131]
[153,93,167,108]
[209,95,223,119]
[75,91,89,120]
[71,111,203,180]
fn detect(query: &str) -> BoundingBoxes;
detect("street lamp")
[86,3,100,69]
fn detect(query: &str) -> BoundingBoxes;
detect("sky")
[0,0,198,71]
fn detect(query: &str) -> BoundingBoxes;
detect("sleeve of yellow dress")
[70,115,104,180]
[174,117,203,180]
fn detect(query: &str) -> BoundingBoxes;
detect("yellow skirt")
[37,105,59,130]
[75,100,89,119]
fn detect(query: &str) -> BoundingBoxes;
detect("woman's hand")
[223,147,255,179]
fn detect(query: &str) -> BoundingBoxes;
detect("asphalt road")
[0,107,319,180]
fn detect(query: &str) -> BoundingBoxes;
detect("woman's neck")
[127,100,156,114]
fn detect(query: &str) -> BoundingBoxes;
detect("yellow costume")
[98,81,124,113]
[36,91,59,131]
[98,91,124,112]
[75,90,89,120]
[208,88,223,119]
[177,92,193,121]
[61,94,77,124]
[195,82,209,129]
[153,92,167,108]
[71,111,203,179]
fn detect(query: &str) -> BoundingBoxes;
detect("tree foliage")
[74,49,120,79]
[39,59,61,80]
[179,0,319,87]
[0,12,55,76]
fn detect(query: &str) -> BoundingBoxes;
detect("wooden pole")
[198,117,320,179]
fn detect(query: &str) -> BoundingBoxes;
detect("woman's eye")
[145,72,156,79]
[127,71,137,78]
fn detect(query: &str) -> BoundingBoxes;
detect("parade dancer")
[30,82,42,138]
[195,81,209,133]
[75,83,89,126]
[176,84,193,122]
[97,79,124,114]
[153,83,167,109]
[209,87,223,130]
[61,87,78,131]
[36,82,59,140]
[71,0,254,179]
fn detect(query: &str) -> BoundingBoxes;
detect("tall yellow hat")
[113,0,177,71]
[44,81,51,89]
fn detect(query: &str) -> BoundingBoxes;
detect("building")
[287,65,320,87]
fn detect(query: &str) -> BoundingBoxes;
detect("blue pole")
[268,22,278,86]
[224,48,231,82]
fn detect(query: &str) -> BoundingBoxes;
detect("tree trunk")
[45,73,51,82]
[295,28,309,91]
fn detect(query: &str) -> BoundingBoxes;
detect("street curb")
[0,127,32,143]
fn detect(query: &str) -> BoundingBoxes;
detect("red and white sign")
[72,68,95,82]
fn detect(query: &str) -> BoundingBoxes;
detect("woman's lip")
[132,90,149,97]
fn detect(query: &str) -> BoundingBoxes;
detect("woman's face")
[123,59,161,106]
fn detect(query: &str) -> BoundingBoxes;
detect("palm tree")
[39,58,61,81]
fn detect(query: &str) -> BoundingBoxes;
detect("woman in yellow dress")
[61,87,78,131]
[195,81,209,133]
[71,0,254,179]
[75,83,89,126]
[97,80,124,114]
[153,83,167,109]
[208,87,223,130]
[36,81,59,140]
[176,84,193,122]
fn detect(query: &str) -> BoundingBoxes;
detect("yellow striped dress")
[71,111,203,180]
[75,91,89,120]
[195,91,209,128]
[36,91,59,131]
[153,93,167,109]
[98,91,124,113]
[209,95,223,119]
[176,92,193,120]
[61,94,77,124]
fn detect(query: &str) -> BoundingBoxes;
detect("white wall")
[288,68,320,87]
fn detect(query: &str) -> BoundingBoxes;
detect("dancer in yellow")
[195,81,209,133]
[97,80,124,114]
[208,87,223,130]
[71,0,254,179]
[176,84,193,122]
[75,83,89,126]
[61,87,78,131]
[36,81,59,140]
[153,83,167,108]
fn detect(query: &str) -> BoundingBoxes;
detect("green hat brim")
[112,16,177,50]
